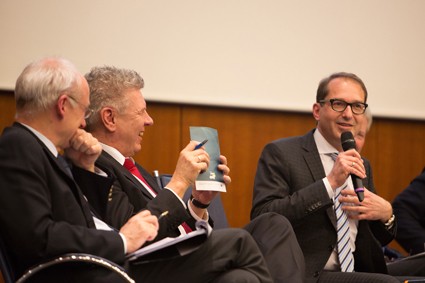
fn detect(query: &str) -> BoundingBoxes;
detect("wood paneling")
[2,90,425,255]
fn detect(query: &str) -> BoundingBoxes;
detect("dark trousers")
[245,212,306,283]
[128,228,273,283]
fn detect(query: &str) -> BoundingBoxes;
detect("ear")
[56,94,69,119]
[100,107,117,132]
[312,103,321,122]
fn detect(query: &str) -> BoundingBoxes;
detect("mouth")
[337,122,353,129]
[139,132,144,138]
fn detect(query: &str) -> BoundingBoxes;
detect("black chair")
[0,235,135,283]
[0,235,14,283]
[156,173,229,229]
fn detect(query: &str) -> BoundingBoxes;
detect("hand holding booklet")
[190,126,226,192]
[127,221,212,263]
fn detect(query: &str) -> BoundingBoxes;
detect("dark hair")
[316,72,368,103]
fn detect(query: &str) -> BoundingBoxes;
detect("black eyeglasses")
[319,99,368,115]
[67,95,94,119]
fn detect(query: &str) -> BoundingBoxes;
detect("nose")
[342,105,354,119]
[145,111,154,126]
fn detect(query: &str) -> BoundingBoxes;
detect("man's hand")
[64,129,102,172]
[190,155,231,217]
[339,187,393,223]
[166,141,210,198]
[327,149,366,190]
[120,210,159,254]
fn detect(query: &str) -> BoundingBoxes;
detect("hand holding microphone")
[341,131,365,202]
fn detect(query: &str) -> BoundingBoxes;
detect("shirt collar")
[19,122,58,157]
[314,129,339,155]
[100,142,127,166]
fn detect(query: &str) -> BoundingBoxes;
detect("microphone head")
[341,131,356,151]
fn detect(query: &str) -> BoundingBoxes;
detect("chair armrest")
[16,253,134,283]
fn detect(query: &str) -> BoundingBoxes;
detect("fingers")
[120,210,159,253]
[340,188,392,222]
[69,129,101,155]
[337,150,366,178]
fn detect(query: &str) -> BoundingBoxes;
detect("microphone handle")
[351,174,364,202]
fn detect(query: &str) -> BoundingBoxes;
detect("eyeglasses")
[319,99,368,115]
[67,95,94,119]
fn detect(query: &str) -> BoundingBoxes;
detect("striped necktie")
[329,153,355,272]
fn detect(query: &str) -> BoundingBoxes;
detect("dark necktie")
[57,155,95,228]
[57,154,73,178]
[123,158,192,233]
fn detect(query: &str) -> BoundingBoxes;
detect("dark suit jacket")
[251,129,395,282]
[0,123,123,278]
[89,151,199,241]
[393,167,425,255]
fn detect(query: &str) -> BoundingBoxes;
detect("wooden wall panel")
[2,91,425,255]
[135,103,183,176]
[0,92,15,132]
[180,105,316,227]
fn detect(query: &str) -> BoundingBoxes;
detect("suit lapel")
[301,130,326,182]
[302,130,338,228]
[99,151,155,200]
[45,147,96,228]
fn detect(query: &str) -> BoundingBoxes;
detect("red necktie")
[123,158,192,233]
[123,158,158,196]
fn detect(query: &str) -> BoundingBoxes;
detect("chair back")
[0,235,15,283]
[158,173,229,229]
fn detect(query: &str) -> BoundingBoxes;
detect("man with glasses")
[251,72,423,282]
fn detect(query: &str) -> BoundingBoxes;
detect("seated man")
[392,167,425,255]
[0,57,274,283]
[83,65,306,283]
[251,72,425,282]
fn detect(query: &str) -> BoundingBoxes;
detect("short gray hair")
[15,57,82,115]
[84,66,144,130]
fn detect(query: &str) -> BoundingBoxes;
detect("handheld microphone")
[341,131,364,202]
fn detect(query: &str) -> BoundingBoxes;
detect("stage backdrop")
[1,0,424,119]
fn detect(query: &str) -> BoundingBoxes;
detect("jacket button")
[314,271,320,278]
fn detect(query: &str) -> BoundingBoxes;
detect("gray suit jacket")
[251,129,395,282]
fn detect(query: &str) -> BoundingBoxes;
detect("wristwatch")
[190,195,210,209]
[384,214,395,229]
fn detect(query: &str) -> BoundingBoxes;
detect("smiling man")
[251,72,401,283]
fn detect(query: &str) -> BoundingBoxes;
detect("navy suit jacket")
[251,129,395,281]
[393,167,425,255]
[0,123,122,277]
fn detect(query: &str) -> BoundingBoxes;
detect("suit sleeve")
[251,141,333,225]
[0,129,125,274]
[392,169,425,254]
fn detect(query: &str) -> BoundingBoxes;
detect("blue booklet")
[190,126,226,192]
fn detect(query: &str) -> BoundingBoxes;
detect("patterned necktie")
[328,153,355,272]
[123,158,192,233]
